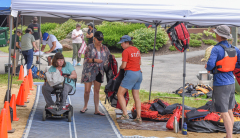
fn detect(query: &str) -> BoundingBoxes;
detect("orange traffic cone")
[17,65,24,81]
[16,83,26,107]
[10,94,19,121]
[25,76,31,95]
[0,108,8,138]
[28,69,34,90]
[4,101,15,133]
[23,80,29,103]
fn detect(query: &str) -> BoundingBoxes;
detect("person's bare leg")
[81,82,92,112]
[132,89,141,119]
[117,86,128,116]
[228,109,235,128]
[221,112,233,138]
[47,57,52,66]
[93,81,103,114]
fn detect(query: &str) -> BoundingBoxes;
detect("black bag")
[150,102,165,115]
[164,103,179,114]
[186,109,210,120]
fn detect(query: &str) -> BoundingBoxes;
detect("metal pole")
[149,20,160,101]
[6,16,13,102]
[39,16,41,73]
[181,23,188,132]
[21,15,23,65]
[93,20,95,37]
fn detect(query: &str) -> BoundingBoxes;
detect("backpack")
[167,22,190,52]
[104,69,129,110]
[104,55,118,83]
[31,65,38,79]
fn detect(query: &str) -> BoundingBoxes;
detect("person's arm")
[16,42,21,49]
[86,31,93,38]
[120,50,128,69]
[41,45,46,51]
[69,70,77,79]
[71,30,80,40]
[46,41,56,53]
[206,47,218,71]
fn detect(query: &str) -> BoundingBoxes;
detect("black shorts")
[95,72,103,83]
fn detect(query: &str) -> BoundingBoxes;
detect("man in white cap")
[205,25,240,138]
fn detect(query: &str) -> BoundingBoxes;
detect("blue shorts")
[121,70,142,90]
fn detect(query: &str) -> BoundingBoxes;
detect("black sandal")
[80,108,88,113]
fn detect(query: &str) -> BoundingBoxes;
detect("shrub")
[48,19,87,40]
[212,33,216,39]
[238,39,240,43]
[203,28,213,37]
[202,39,217,45]
[96,21,146,48]
[128,27,169,53]
[190,33,202,40]
[169,45,177,51]
[189,39,202,47]
[41,23,59,33]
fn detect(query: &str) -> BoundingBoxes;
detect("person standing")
[81,31,113,116]
[28,16,42,64]
[71,23,84,66]
[205,25,240,138]
[41,33,63,66]
[116,35,142,122]
[86,22,97,45]
[10,29,22,68]
[21,28,39,73]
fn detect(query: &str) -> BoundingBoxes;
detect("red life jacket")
[214,44,237,73]
[167,22,190,52]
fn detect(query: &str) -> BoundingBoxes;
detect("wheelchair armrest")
[52,83,64,90]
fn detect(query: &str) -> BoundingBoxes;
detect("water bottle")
[173,116,179,133]
[182,122,187,135]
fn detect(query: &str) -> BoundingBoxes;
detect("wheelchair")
[42,73,76,122]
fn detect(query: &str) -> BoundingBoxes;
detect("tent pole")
[149,20,160,101]
[181,23,188,132]
[6,16,13,102]
[39,16,41,75]
[21,15,23,65]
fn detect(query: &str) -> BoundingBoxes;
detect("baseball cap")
[213,25,232,39]
[118,35,132,44]
[87,22,94,27]
[15,29,22,34]
[42,32,49,41]
[94,31,104,41]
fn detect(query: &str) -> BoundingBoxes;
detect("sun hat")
[118,35,132,44]
[94,31,104,41]
[213,25,232,39]
[42,32,49,41]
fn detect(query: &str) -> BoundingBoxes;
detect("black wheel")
[42,110,46,121]
[70,106,73,117]
[68,111,72,122]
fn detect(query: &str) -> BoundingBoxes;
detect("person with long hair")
[81,31,114,116]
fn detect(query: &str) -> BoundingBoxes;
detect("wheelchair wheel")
[42,110,46,121]
[68,111,72,122]
[70,106,73,117]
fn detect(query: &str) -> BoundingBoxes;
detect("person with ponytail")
[116,35,142,122]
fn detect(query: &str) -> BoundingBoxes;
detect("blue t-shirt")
[48,62,76,90]
[206,40,240,86]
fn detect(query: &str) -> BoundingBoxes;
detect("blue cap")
[118,35,131,44]
[42,32,49,41]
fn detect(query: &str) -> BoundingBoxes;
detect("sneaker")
[77,63,81,66]
[36,61,41,64]
[72,59,76,66]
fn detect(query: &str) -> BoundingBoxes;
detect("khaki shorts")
[34,39,40,49]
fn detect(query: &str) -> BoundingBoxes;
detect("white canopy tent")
[10,0,240,131]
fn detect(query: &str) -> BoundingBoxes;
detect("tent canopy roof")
[0,0,11,15]
[11,0,240,26]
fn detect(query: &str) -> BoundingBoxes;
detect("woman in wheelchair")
[42,53,77,109]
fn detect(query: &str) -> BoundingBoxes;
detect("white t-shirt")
[42,34,62,50]
[72,29,83,43]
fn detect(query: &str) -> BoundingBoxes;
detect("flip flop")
[94,112,105,116]
[80,108,88,113]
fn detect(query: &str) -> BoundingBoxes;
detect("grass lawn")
[100,86,240,109]
[0,74,44,86]
[0,45,122,58]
